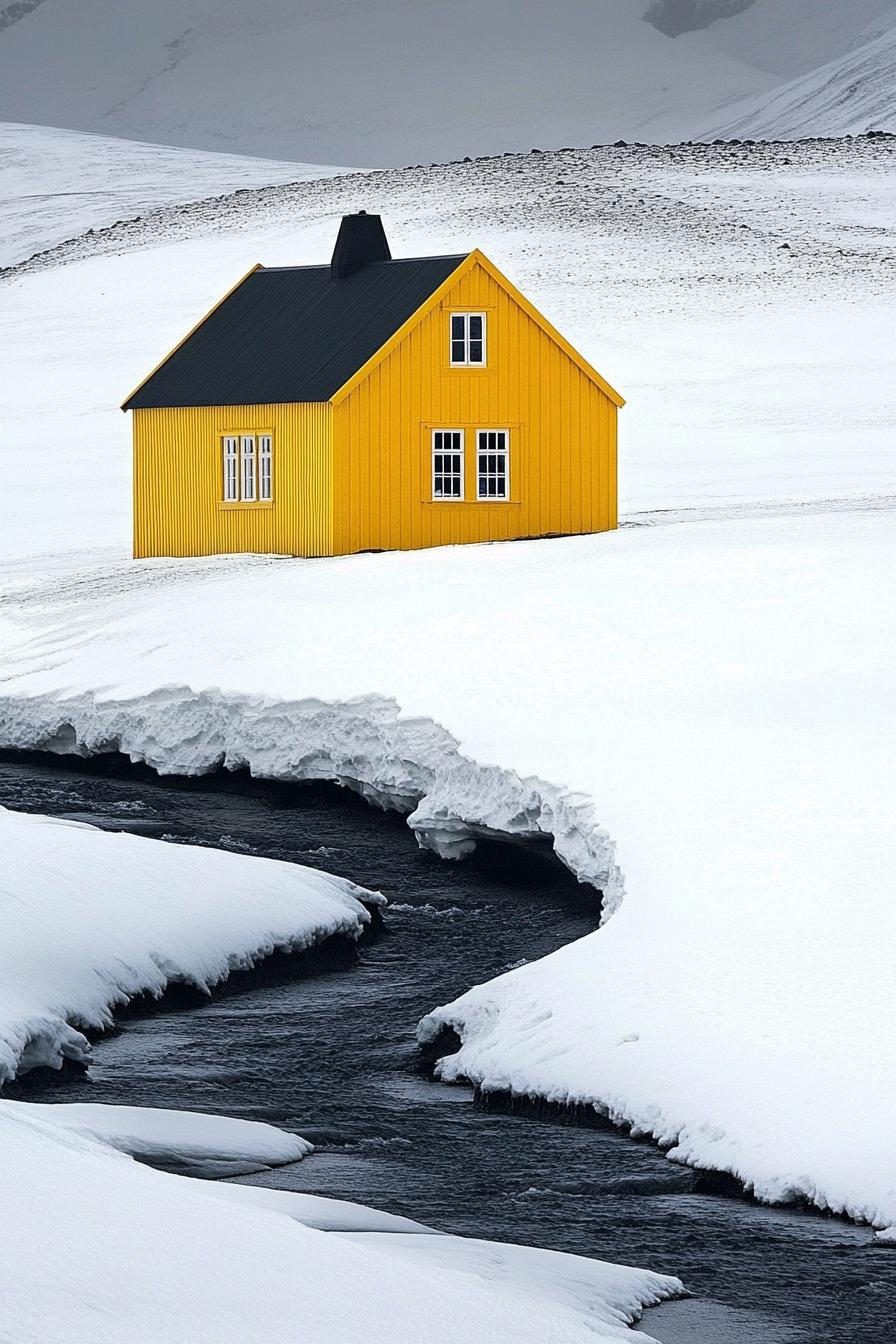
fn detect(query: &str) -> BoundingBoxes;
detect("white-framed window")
[223,436,239,501]
[259,434,273,501]
[476,430,509,500]
[221,434,272,502]
[432,429,464,500]
[450,312,486,366]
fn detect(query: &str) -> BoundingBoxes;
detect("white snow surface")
[8,1100,312,1176]
[0,0,893,163]
[0,805,378,1084]
[196,1179,438,1233]
[0,120,345,267]
[0,1103,680,1343]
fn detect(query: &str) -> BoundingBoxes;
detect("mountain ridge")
[0,0,893,164]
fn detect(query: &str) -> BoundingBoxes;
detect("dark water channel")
[2,756,893,1344]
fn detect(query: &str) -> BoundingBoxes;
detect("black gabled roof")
[123,253,468,410]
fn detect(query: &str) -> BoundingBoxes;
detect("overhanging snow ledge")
[0,687,624,917]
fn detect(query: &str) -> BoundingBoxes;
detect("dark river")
[2,755,892,1344]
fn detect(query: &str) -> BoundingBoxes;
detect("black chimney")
[330,212,391,281]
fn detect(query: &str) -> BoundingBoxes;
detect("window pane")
[469,314,482,339]
[223,437,240,502]
[241,436,256,501]
[451,339,466,363]
[469,340,483,364]
[259,435,272,500]
[434,429,462,499]
[451,314,466,339]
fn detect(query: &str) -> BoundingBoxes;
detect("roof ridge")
[259,252,469,274]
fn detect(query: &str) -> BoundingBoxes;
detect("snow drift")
[11,1100,313,1176]
[0,1102,681,1343]
[0,805,379,1085]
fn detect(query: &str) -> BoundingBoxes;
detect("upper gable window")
[450,312,486,367]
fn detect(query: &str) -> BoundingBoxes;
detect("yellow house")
[123,213,623,559]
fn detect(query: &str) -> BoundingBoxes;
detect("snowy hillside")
[707,11,896,139]
[0,0,894,165]
[0,122,345,267]
[1,137,892,559]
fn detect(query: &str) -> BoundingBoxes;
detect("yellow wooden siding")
[132,403,331,558]
[331,261,617,554]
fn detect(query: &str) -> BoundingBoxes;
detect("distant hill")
[0,0,894,165]
[706,11,896,140]
[0,122,345,268]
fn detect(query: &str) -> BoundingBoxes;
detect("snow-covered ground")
[0,131,893,1275]
[0,805,378,1085]
[0,0,893,163]
[0,121,345,267]
[0,1099,680,1343]
[1,136,893,559]
[1,507,893,1231]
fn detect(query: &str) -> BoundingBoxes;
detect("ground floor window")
[432,429,464,499]
[476,430,509,499]
[222,433,272,502]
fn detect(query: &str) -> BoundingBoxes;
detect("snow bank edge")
[0,686,622,909]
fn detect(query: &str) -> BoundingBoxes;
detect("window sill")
[424,500,519,507]
[217,500,275,511]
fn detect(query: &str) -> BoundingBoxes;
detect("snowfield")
[0,121,346,267]
[0,805,378,1085]
[0,1101,681,1343]
[0,131,894,1262]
